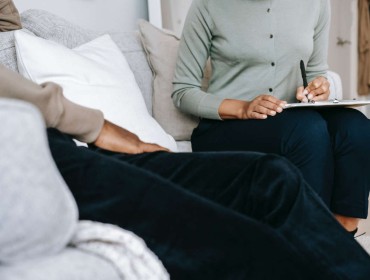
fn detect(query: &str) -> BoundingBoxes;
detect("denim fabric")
[47,129,370,280]
[192,108,370,218]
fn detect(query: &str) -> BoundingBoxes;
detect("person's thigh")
[191,108,334,203]
[92,149,272,208]
[319,108,370,218]
[48,129,370,279]
[46,128,313,280]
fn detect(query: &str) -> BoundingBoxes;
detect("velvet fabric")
[47,129,370,280]
[192,108,370,219]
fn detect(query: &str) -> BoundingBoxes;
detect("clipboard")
[284,99,370,109]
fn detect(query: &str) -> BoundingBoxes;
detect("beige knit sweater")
[0,0,104,143]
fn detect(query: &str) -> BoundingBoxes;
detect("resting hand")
[219,95,286,120]
[296,76,330,103]
[93,120,169,154]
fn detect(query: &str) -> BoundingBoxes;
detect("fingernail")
[307,94,313,99]
[270,111,276,116]
[277,107,282,113]
[302,97,308,103]
[303,90,308,95]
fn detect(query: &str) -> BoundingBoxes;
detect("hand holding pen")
[296,60,331,103]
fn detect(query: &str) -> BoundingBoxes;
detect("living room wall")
[13,0,148,32]
[328,0,358,100]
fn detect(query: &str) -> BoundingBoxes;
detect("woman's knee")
[290,110,327,137]
[282,110,330,156]
[325,109,370,148]
[246,154,307,226]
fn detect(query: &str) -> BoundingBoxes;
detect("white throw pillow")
[14,30,177,151]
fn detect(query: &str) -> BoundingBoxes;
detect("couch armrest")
[0,98,78,264]
[327,71,343,100]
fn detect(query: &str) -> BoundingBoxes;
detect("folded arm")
[0,66,168,153]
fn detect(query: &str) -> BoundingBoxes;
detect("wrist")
[218,99,249,119]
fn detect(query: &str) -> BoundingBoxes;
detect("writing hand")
[296,76,330,103]
[218,95,286,120]
[93,120,169,154]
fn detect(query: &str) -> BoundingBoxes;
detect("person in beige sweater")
[0,0,20,32]
[2,1,370,279]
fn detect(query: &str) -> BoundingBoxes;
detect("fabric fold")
[70,221,170,280]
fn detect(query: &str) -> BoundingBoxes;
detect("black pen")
[300,60,311,102]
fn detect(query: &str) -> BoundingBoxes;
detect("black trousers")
[47,129,370,280]
[192,108,370,218]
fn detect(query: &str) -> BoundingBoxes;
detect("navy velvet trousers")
[47,129,370,280]
[192,108,370,219]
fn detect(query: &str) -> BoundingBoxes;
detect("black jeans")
[47,129,370,280]
[192,108,370,218]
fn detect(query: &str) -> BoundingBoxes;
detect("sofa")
[0,9,344,152]
[0,9,346,280]
[0,9,179,280]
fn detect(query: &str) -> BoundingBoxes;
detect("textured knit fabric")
[0,248,120,280]
[70,221,169,280]
[0,65,104,143]
[0,30,18,71]
[0,0,21,32]
[172,0,330,119]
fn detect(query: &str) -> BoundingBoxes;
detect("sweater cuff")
[197,93,224,120]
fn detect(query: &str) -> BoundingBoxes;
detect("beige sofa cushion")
[139,20,204,141]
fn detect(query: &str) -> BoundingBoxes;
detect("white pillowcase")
[14,30,177,151]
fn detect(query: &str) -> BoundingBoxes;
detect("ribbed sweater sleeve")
[172,0,223,120]
[306,0,330,82]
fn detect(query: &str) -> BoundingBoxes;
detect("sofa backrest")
[0,9,154,114]
[0,30,18,72]
[0,9,343,119]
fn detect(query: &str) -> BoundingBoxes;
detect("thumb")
[296,86,308,103]
[142,143,170,153]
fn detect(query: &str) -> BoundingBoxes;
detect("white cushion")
[138,20,200,141]
[327,70,343,100]
[14,30,177,151]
